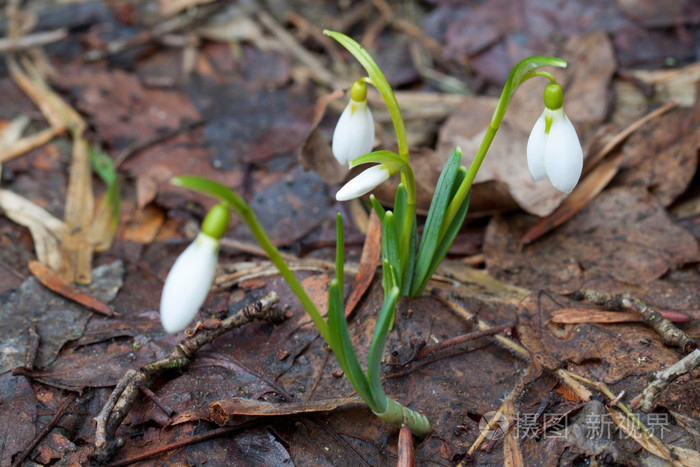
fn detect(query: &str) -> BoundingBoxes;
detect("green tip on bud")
[543,83,563,110]
[201,203,230,240]
[350,80,367,102]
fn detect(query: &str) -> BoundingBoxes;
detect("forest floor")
[0,1,699,465]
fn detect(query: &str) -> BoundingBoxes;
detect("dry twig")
[92,292,283,452]
[563,370,699,467]
[12,392,77,467]
[631,348,700,413]
[0,28,67,53]
[573,289,697,352]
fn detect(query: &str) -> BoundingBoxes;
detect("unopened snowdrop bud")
[526,83,583,193]
[160,204,230,333]
[332,80,375,166]
[336,164,391,201]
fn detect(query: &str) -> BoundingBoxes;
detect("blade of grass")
[327,279,379,412]
[366,284,399,413]
[411,148,461,295]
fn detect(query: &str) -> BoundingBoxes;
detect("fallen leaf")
[29,260,113,316]
[209,397,364,426]
[0,374,37,466]
[57,67,201,152]
[0,261,124,374]
[517,291,680,382]
[550,308,691,324]
[615,105,700,207]
[345,210,381,319]
[616,0,700,27]
[298,89,348,185]
[485,187,699,292]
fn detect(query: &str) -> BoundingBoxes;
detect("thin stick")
[137,380,175,417]
[93,292,282,452]
[563,370,686,465]
[575,290,697,352]
[461,369,530,461]
[631,348,700,412]
[0,28,67,53]
[581,99,678,176]
[432,289,530,358]
[12,392,76,467]
[107,425,254,467]
[392,323,515,366]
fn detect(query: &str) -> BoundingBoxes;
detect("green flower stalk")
[326,28,571,297]
[171,177,431,437]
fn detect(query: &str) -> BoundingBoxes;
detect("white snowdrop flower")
[336,164,391,201]
[332,80,375,166]
[160,204,229,333]
[526,83,583,193]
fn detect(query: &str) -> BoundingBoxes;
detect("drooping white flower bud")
[336,164,391,201]
[160,204,230,333]
[526,83,583,193]
[332,80,375,166]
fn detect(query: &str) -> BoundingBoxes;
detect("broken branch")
[92,291,283,452]
[573,289,697,353]
[631,348,700,413]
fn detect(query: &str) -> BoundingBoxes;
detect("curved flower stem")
[171,176,330,343]
[325,30,409,162]
[520,70,557,85]
[439,58,566,237]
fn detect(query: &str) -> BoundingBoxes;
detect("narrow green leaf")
[89,146,119,222]
[382,211,401,289]
[393,184,407,240]
[369,195,386,221]
[400,219,417,296]
[366,285,399,413]
[326,280,348,371]
[413,186,471,296]
[411,148,461,295]
[90,146,117,186]
[327,279,378,411]
[335,213,344,291]
[380,259,393,297]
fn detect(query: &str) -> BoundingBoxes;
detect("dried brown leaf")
[0,188,65,271]
[298,89,348,185]
[209,397,363,426]
[616,105,700,207]
[486,187,699,292]
[28,260,113,316]
[345,210,381,319]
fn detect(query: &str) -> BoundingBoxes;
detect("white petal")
[331,99,375,166]
[543,113,583,193]
[160,233,219,333]
[526,112,547,181]
[336,165,390,201]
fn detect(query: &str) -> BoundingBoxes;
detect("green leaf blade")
[411,148,462,295]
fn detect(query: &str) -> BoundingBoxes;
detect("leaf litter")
[0,1,699,466]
